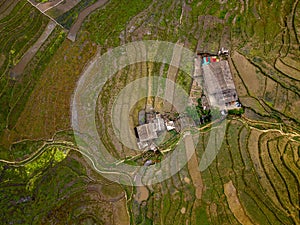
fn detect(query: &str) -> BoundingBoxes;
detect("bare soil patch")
[0,0,20,20]
[0,54,5,68]
[239,96,269,116]
[134,185,149,204]
[11,21,56,76]
[67,0,109,42]
[37,0,62,12]
[275,58,300,81]
[46,0,80,18]
[184,135,203,199]
[232,51,265,98]
[224,180,256,225]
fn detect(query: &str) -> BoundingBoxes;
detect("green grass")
[55,0,98,29]
[0,0,50,132]
[84,0,152,47]
[0,1,65,143]
[7,29,65,131]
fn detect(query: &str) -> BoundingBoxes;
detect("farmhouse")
[136,113,176,150]
[199,49,241,110]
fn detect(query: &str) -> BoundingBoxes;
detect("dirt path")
[67,0,109,42]
[224,180,256,225]
[10,20,56,76]
[46,0,80,17]
[133,171,149,204]
[36,0,63,12]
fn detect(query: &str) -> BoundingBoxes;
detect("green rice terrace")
[0,0,299,224]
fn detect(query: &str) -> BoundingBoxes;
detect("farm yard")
[0,0,299,224]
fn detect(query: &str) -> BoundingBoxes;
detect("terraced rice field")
[0,0,299,224]
[93,1,299,224]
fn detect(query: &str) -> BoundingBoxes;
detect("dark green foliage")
[186,105,200,121]
[84,0,152,47]
[228,107,245,115]
[195,207,209,225]
[56,0,98,29]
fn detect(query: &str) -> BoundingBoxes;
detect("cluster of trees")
[227,107,245,115]
[185,97,221,124]
[186,97,245,124]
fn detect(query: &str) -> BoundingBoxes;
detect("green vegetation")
[176,71,192,93]
[56,0,98,29]
[0,0,299,224]
[185,105,200,121]
[186,97,221,124]
[0,0,49,132]
[84,0,152,47]
[228,107,245,115]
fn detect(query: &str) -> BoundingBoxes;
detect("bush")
[228,108,245,115]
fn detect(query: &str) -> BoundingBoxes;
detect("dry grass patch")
[224,180,256,225]
[0,54,5,68]
[239,96,269,116]
[263,77,277,106]
[259,133,287,212]
[285,90,300,121]
[247,129,278,207]
[231,51,265,98]
[112,197,130,225]
[281,55,300,71]
[184,135,203,200]
[13,37,97,140]
[274,84,288,112]
[228,57,248,97]
[275,58,300,81]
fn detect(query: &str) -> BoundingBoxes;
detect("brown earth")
[184,134,203,200]
[11,20,56,76]
[67,0,109,42]
[224,180,256,225]
[46,0,80,18]
[36,0,62,12]
[275,58,300,81]
[10,37,97,141]
[231,51,265,98]
[0,0,20,20]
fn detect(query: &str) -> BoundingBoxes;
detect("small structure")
[136,114,168,150]
[218,47,229,56]
[165,121,176,131]
[199,49,241,111]
[149,143,158,152]
[137,141,149,150]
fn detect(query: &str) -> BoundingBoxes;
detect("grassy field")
[0,0,299,224]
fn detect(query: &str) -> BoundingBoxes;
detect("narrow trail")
[1,116,298,167]
[26,0,65,29]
